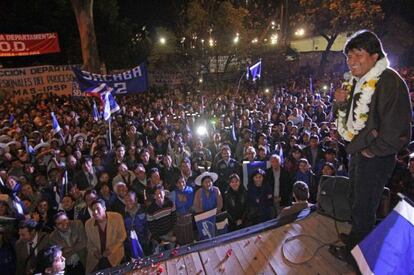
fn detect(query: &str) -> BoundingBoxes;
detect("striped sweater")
[146,198,177,242]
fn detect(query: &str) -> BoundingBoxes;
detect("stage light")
[199,78,203,83]
[159,37,166,44]
[270,34,278,45]
[252,38,258,44]
[209,38,214,47]
[233,36,239,44]
[196,126,208,136]
[295,28,305,37]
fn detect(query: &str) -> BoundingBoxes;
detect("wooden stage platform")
[127,212,355,275]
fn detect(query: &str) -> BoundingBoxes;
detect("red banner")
[0,33,60,57]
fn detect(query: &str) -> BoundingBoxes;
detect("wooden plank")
[228,238,258,274]
[182,252,205,275]
[237,235,275,274]
[199,245,223,274]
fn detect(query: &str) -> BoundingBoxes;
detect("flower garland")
[336,57,389,142]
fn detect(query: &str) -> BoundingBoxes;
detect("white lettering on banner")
[112,74,123,81]
[0,64,74,100]
[113,82,127,94]
[132,66,142,77]
[79,66,143,83]
[0,41,27,52]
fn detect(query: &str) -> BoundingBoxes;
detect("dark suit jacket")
[73,167,103,191]
[48,220,87,267]
[344,68,412,156]
[15,231,49,275]
[302,146,325,169]
[265,167,293,207]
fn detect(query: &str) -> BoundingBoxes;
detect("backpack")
[317,175,352,222]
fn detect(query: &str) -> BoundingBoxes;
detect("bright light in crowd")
[295,28,305,37]
[265,88,270,93]
[199,78,203,83]
[159,37,166,44]
[323,85,328,90]
[209,38,214,47]
[196,126,208,136]
[270,34,278,45]
[252,38,258,44]
[233,36,239,44]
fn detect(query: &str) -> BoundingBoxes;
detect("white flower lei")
[336,57,389,141]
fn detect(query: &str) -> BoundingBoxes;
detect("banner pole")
[108,117,113,151]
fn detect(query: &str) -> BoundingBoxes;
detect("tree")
[290,0,384,74]
[70,0,101,73]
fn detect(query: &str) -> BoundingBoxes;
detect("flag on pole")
[309,77,314,94]
[351,198,414,275]
[51,112,61,134]
[130,229,144,259]
[92,100,100,122]
[230,123,237,143]
[23,136,34,155]
[246,60,262,81]
[85,84,120,120]
[9,114,14,125]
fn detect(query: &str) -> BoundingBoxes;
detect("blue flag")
[9,114,14,125]
[130,229,144,259]
[231,123,237,143]
[309,77,314,94]
[51,112,61,134]
[92,100,100,122]
[85,84,120,120]
[194,208,217,240]
[351,199,414,274]
[246,60,262,81]
[23,136,34,155]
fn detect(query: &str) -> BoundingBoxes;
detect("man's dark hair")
[34,245,63,274]
[344,30,386,59]
[53,211,68,223]
[18,219,38,231]
[293,181,310,201]
[91,198,106,209]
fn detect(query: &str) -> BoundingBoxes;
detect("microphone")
[342,72,351,89]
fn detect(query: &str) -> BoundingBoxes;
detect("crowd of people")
[0,59,413,274]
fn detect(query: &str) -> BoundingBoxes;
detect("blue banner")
[194,208,217,240]
[72,63,148,95]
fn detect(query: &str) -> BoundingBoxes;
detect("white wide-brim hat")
[195,171,218,186]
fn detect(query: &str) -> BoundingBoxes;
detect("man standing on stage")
[331,30,411,263]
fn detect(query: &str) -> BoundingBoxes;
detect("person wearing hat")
[193,172,223,214]
[246,169,274,226]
